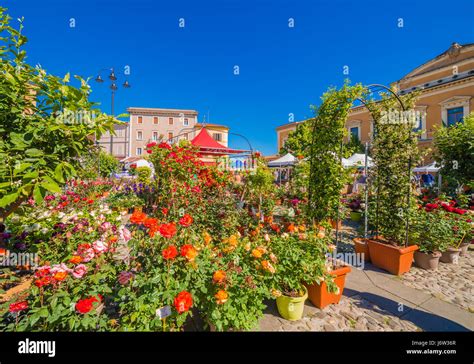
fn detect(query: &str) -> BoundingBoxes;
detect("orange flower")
[287,223,296,233]
[143,217,158,229]
[69,255,83,264]
[261,260,276,274]
[108,236,118,244]
[215,290,228,304]
[53,271,68,281]
[317,231,326,239]
[228,235,238,247]
[212,270,226,284]
[203,232,212,245]
[130,210,147,225]
[180,244,198,262]
[251,248,263,259]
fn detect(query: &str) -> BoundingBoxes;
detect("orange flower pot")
[366,238,418,275]
[353,237,370,262]
[306,265,351,309]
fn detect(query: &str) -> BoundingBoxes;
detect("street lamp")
[95,68,131,155]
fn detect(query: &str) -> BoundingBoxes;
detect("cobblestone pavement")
[259,295,420,331]
[400,250,474,312]
[338,218,474,313]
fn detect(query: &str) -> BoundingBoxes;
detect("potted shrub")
[365,93,421,275]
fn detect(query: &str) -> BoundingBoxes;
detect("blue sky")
[4,0,474,154]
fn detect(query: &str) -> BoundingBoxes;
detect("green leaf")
[0,192,19,208]
[38,307,49,318]
[25,148,44,157]
[40,176,61,193]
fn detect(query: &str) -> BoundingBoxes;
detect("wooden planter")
[305,265,351,309]
[366,238,418,275]
[353,237,370,262]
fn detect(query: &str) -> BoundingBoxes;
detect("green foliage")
[409,209,453,253]
[433,112,474,193]
[79,150,120,179]
[0,8,115,218]
[136,166,152,184]
[370,92,422,244]
[280,121,312,157]
[246,156,275,220]
[308,81,366,222]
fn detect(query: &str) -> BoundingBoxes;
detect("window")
[183,118,189,126]
[168,132,173,140]
[137,116,143,124]
[136,130,143,140]
[350,127,359,141]
[152,131,158,141]
[447,107,464,126]
[153,117,158,124]
[213,133,222,142]
[136,147,142,156]
[168,117,173,125]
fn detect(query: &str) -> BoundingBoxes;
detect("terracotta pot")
[459,242,470,257]
[306,265,351,309]
[353,237,370,262]
[366,238,418,275]
[350,211,362,222]
[414,251,441,270]
[276,286,308,321]
[329,219,342,230]
[440,247,461,264]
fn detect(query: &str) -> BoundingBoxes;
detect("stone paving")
[256,219,473,332]
[259,295,420,332]
[400,250,473,313]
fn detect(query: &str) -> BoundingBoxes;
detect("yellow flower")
[251,249,263,258]
[271,289,282,298]
[203,231,212,246]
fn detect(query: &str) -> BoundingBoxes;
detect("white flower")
[40,228,49,234]
[58,212,65,219]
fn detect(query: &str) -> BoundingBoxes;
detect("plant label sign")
[156,306,172,319]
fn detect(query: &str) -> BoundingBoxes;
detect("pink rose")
[100,222,111,232]
[120,228,131,243]
[82,248,95,262]
[72,264,88,279]
[118,271,134,285]
[51,263,71,274]
[92,240,108,254]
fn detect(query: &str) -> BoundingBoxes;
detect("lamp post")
[95,68,131,156]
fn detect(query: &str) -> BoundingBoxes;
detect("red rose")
[179,214,193,227]
[173,291,193,314]
[162,208,169,216]
[146,141,157,148]
[158,142,172,150]
[162,245,178,260]
[75,296,100,314]
[9,300,28,313]
[159,222,177,239]
[144,217,158,229]
[180,244,198,262]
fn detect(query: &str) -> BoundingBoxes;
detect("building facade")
[98,107,230,159]
[276,43,474,160]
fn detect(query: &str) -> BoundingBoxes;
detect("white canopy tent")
[267,153,297,167]
[413,162,441,173]
[346,153,374,168]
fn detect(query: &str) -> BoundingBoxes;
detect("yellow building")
[276,42,474,160]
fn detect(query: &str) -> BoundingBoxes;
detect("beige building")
[276,42,474,161]
[98,107,230,158]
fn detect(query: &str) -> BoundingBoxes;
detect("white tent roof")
[346,153,374,167]
[268,153,297,167]
[413,162,441,173]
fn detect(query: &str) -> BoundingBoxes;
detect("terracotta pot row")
[276,265,351,321]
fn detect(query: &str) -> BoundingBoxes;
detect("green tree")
[0,8,115,219]
[280,121,312,157]
[433,112,474,192]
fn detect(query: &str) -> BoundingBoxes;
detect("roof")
[127,107,198,115]
[191,128,247,155]
[267,153,297,167]
[194,123,229,130]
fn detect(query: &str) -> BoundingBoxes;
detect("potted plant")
[410,209,450,270]
[365,92,421,275]
[270,233,328,321]
[348,197,363,222]
[353,237,370,262]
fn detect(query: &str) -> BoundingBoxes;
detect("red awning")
[191,128,247,155]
